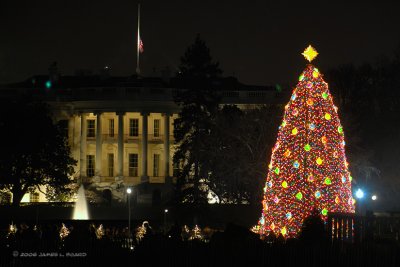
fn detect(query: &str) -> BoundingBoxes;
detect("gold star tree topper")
[302,45,318,62]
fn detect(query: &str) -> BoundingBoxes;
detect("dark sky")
[1,0,400,86]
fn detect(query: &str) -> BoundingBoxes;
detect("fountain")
[73,185,89,220]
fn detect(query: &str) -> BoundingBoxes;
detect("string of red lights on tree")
[258,45,355,238]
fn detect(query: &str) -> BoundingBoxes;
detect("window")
[153,154,160,177]
[87,119,95,138]
[153,119,160,137]
[129,154,138,177]
[108,153,114,177]
[30,192,39,203]
[109,119,114,137]
[57,120,69,138]
[87,155,95,177]
[129,119,139,137]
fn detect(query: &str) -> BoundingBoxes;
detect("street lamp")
[127,188,132,236]
[371,195,377,201]
[164,209,168,235]
[355,188,364,199]
[354,188,365,216]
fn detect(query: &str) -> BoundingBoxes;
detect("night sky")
[1,0,400,86]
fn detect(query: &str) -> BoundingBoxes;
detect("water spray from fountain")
[73,184,89,220]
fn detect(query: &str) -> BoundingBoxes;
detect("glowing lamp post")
[353,188,364,215]
[127,188,132,236]
[355,189,364,199]
[164,209,168,234]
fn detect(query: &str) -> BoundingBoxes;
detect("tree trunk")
[11,187,25,207]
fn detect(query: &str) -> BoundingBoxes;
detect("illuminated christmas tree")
[258,46,355,238]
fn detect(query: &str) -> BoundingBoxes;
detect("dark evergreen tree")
[173,34,222,204]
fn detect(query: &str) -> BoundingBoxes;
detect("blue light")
[293,161,300,169]
[355,188,364,199]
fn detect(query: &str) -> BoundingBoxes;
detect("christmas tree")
[258,46,355,238]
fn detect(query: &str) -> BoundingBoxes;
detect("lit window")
[109,119,114,137]
[87,120,96,138]
[108,153,114,177]
[129,154,138,177]
[129,119,139,137]
[153,154,160,177]
[30,192,39,203]
[154,119,160,137]
[87,155,95,177]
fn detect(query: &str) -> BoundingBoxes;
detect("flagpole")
[136,3,141,75]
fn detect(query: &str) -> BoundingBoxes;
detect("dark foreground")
[1,221,399,267]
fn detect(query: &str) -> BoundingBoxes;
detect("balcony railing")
[103,134,117,141]
[148,134,164,142]
[86,135,96,141]
[85,133,175,143]
[124,134,140,142]
[149,176,165,183]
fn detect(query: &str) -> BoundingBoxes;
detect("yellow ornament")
[335,196,340,204]
[280,226,287,236]
[325,113,331,120]
[316,157,323,165]
[302,45,318,62]
[284,149,291,158]
[312,70,319,78]
[282,181,288,188]
[292,128,298,135]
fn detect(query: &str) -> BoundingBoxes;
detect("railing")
[328,212,400,244]
[103,134,117,141]
[149,176,165,183]
[148,134,164,142]
[100,176,115,183]
[328,212,355,243]
[83,134,174,143]
[86,135,96,141]
[124,134,140,142]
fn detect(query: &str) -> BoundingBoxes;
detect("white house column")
[141,112,149,182]
[95,112,102,177]
[79,113,87,183]
[163,113,171,183]
[117,112,125,178]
